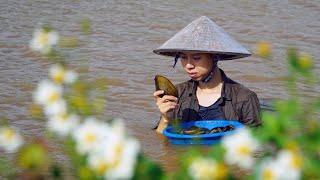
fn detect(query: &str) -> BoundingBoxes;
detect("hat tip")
[199,16,210,20]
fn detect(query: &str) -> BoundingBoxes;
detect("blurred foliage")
[133,154,164,180]
[65,77,108,117]
[59,36,79,48]
[17,143,49,171]
[80,18,91,34]
[252,45,319,178]
[0,157,17,179]
[256,41,271,58]
[0,117,10,126]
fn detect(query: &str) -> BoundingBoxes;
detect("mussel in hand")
[154,75,178,98]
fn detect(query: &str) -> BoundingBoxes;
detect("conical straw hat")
[153,16,251,60]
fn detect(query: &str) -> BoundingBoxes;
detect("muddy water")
[0,0,319,172]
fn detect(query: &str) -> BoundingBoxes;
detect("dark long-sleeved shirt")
[153,69,261,129]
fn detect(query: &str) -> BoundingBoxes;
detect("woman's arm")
[153,90,178,134]
[156,116,169,133]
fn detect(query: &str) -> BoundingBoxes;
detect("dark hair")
[211,54,221,61]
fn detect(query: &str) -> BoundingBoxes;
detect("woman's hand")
[153,90,178,121]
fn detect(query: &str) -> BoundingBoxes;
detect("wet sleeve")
[240,92,262,127]
[152,111,174,130]
[152,84,182,130]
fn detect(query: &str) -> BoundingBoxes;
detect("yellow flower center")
[115,144,123,156]
[257,41,271,58]
[298,54,312,70]
[58,113,69,122]
[237,145,251,156]
[53,70,65,84]
[291,153,302,169]
[3,129,15,141]
[85,133,96,143]
[192,159,217,179]
[197,166,214,179]
[97,161,108,175]
[262,168,274,180]
[48,91,59,104]
[112,144,124,168]
[284,146,302,169]
[73,96,87,108]
[215,163,228,179]
[38,32,49,46]
[285,142,299,152]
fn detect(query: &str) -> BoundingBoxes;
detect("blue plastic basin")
[163,120,244,145]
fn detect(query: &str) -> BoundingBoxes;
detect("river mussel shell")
[177,125,235,135]
[180,126,208,135]
[208,125,235,133]
[154,75,178,98]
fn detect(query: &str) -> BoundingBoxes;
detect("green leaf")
[287,48,299,72]
[49,164,63,179]
[274,99,299,118]
[47,50,66,64]
[208,144,225,162]
[132,154,164,180]
[80,18,91,34]
[58,36,79,48]
[287,48,314,76]
[259,112,280,137]
[17,143,49,171]
[42,24,53,33]
[64,137,87,169]
[0,157,18,179]
[314,98,320,111]
[0,117,9,126]
[78,165,100,180]
[302,156,320,179]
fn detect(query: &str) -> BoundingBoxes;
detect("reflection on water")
[0,0,319,172]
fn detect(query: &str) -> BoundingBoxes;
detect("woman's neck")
[198,68,223,92]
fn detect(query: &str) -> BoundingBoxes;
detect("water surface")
[0,0,319,172]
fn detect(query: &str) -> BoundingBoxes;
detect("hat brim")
[153,49,251,60]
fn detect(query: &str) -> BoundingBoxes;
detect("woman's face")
[180,52,214,81]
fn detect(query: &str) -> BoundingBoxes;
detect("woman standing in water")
[153,16,261,133]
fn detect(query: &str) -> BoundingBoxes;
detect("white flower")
[0,127,24,153]
[73,117,110,155]
[104,138,140,180]
[64,71,77,84]
[188,157,227,180]
[44,99,67,117]
[33,80,62,106]
[88,138,140,180]
[88,133,121,175]
[222,128,260,169]
[276,150,302,180]
[258,150,302,180]
[30,28,59,54]
[49,64,78,84]
[87,119,140,179]
[48,113,80,137]
[110,118,126,137]
[258,158,282,180]
[88,153,110,176]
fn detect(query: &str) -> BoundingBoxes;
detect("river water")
[0,0,319,173]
